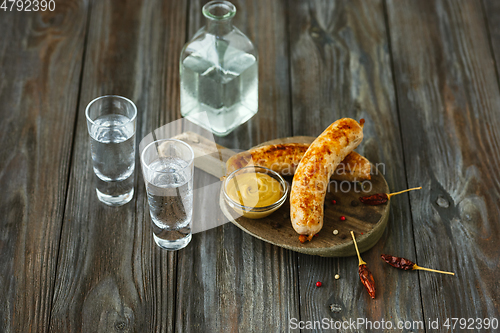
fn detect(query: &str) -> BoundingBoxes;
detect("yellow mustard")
[225,172,282,218]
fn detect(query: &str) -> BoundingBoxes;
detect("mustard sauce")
[226,172,282,210]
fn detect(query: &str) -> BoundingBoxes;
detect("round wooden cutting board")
[219,136,390,257]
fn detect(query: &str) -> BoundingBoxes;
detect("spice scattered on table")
[331,199,337,205]
[351,231,376,299]
[340,216,346,221]
[359,187,422,205]
[335,274,340,280]
[381,254,455,275]
[333,230,339,235]
[316,281,322,287]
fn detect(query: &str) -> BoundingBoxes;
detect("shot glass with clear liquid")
[85,95,137,206]
[140,139,194,251]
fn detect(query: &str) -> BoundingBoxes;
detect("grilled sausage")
[290,118,365,239]
[226,144,370,182]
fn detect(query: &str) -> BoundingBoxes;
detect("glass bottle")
[180,1,258,137]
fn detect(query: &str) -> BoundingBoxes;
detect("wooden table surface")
[1,0,500,332]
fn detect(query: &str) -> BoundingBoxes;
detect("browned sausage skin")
[290,118,364,238]
[226,143,370,181]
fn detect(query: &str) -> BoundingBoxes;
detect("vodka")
[180,46,258,136]
[145,157,193,248]
[89,114,135,205]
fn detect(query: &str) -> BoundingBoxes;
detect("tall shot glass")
[85,96,137,206]
[140,139,194,250]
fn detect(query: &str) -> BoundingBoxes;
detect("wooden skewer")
[413,264,455,275]
[350,231,366,266]
[387,187,422,199]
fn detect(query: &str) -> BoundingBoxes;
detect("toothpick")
[387,187,422,199]
[350,231,366,266]
[413,265,455,275]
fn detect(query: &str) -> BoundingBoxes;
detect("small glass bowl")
[222,166,289,219]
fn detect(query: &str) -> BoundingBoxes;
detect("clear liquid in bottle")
[180,1,258,136]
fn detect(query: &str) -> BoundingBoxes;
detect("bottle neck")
[202,1,236,35]
[205,18,233,35]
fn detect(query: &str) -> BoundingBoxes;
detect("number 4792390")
[1,0,55,11]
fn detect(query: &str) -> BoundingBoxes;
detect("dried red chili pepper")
[380,254,415,270]
[381,254,455,275]
[358,264,376,299]
[350,231,376,299]
[359,193,389,205]
[359,187,422,205]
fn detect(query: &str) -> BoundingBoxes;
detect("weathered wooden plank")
[48,0,187,332]
[288,0,424,331]
[0,3,88,332]
[174,0,299,331]
[484,0,500,82]
[387,0,500,326]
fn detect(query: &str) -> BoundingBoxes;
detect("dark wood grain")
[387,0,500,325]
[1,0,499,331]
[174,0,299,331]
[0,2,88,332]
[48,0,187,332]
[484,0,500,83]
[288,0,424,330]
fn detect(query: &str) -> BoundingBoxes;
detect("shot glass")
[140,139,194,250]
[85,95,137,206]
